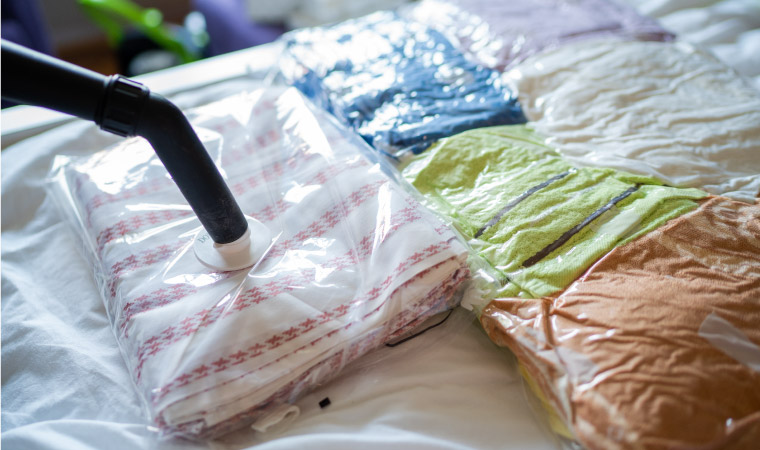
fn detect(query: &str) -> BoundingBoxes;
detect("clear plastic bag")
[48,86,470,440]
[278,11,526,160]
[402,0,673,71]
[504,40,760,203]
[401,125,706,306]
[480,196,760,450]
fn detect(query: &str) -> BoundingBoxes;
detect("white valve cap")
[193,216,271,271]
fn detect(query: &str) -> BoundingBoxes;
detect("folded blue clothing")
[281,12,526,158]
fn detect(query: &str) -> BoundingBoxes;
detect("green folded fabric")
[403,125,707,298]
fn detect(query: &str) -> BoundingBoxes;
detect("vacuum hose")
[1,39,249,244]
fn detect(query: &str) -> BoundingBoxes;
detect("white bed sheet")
[621,0,760,90]
[6,1,757,447]
[1,80,558,450]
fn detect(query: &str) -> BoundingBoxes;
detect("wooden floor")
[57,39,120,75]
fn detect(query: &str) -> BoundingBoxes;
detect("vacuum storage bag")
[279,12,526,159]
[506,40,760,203]
[403,0,673,71]
[480,196,760,450]
[48,86,469,440]
[402,125,706,302]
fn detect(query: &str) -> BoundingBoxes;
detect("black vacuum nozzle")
[1,39,249,245]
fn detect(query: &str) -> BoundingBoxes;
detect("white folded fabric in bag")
[49,87,469,440]
[506,40,760,203]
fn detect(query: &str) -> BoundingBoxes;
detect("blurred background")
[2,0,413,78]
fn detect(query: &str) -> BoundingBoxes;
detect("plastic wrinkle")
[630,0,760,91]
[479,196,760,450]
[402,125,706,299]
[506,40,760,202]
[402,0,673,71]
[280,12,526,159]
[249,404,300,433]
[699,312,760,373]
[48,86,470,440]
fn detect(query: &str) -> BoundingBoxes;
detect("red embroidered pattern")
[230,158,299,197]
[263,180,386,261]
[132,203,425,377]
[248,158,370,222]
[108,242,186,280]
[112,203,421,354]
[83,127,288,216]
[98,158,373,281]
[96,210,194,251]
[86,177,175,217]
[152,246,457,403]
[113,183,413,335]
[154,261,468,439]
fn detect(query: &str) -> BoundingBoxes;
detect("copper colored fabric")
[481,196,760,450]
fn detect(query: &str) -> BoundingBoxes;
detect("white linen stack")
[49,87,469,440]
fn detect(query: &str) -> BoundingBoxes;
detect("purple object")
[1,0,53,55]
[191,0,284,56]
[404,0,674,71]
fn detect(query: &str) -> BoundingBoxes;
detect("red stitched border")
[150,240,450,401]
[154,261,468,439]
[116,205,420,335]
[129,181,402,374]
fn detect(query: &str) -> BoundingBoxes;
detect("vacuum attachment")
[1,39,264,271]
[193,216,271,271]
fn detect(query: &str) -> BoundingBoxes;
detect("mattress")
[2,0,759,449]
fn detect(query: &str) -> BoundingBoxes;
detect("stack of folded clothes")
[50,87,469,439]
[402,125,706,299]
[39,1,760,447]
[280,12,526,158]
[506,40,760,202]
[403,123,760,448]
[481,196,760,449]
[403,0,673,70]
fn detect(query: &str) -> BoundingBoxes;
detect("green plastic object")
[402,125,707,299]
[79,0,202,64]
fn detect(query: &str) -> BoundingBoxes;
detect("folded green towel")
[403,125,707,298]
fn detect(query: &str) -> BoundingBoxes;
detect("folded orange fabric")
[480,196,760,450]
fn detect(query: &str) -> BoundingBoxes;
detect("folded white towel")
[50,87,469,439]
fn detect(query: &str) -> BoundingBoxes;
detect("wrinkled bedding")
[49,87,470,439]
[1,81,556,450]
[3,0,759,449]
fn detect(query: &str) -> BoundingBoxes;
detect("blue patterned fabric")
[281,12,526,159]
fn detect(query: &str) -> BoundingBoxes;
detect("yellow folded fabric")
[403,125,706,299]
